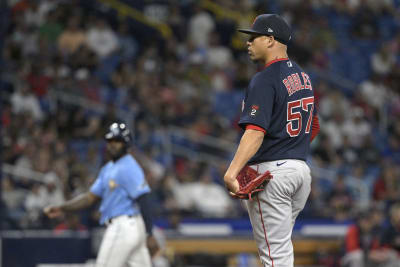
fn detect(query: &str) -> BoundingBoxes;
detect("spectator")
[11,18,39,56]
[379,203,400,257]
[166,171,197,215]
[359,134,381,166]
[13,140,37,172]
[345,164,374,210]
[116,22,138,61]
[206,31,233,69]
[38,9,63,44]
[336,135,358,165]
[86,18,119,59]
[302,180,327,219]
[359,73,389,112]
[312,133,338,165]
[24,182,48,227]
[318,90,351,121]
[383,135,400,164]
[10,82,44,121]
[1,176,26,226]
[26,62,52,98]
[342,107,371,148]
[322,111,346,149]
[43,173,65,207]
[57,16,86,55]
[326,174,354,221]
[188,6,215,49]
[341,212,381,267]
[373,165,400,203]
[371,42,396,77]
[23,0,50,27]
[367,203,400,267]
[189,170,234,218]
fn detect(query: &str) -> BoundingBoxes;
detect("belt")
[104,214,133,226]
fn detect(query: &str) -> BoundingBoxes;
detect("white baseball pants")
[96,214,152,267]
[244,159,312,267]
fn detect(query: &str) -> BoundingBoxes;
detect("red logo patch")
[252,105,259,110]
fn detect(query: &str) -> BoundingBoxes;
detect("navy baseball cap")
[238,14,292,45]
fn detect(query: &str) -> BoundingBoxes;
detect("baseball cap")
[238,14,292,45]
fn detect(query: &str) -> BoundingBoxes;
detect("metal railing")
[49,90,235,167]
[167,125,235,165]
[96,0,172,38]
[2,164,45,182]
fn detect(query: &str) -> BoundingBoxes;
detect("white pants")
[244,159,312,267]
[96,215,152,267]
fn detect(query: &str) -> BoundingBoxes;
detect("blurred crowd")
[1,0,400,247]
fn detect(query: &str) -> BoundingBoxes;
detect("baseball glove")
[232,166,273,200]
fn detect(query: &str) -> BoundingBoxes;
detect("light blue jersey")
[90,154,150,225]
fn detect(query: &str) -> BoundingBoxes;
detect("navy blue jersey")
[239,58,317,164]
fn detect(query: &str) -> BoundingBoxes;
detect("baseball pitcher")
[224,14,320,267]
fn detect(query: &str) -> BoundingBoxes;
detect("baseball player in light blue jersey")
[44,122,158,267]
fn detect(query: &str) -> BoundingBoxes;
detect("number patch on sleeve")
[250,105,259,116]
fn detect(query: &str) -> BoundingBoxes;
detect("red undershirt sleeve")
[346,225,360,252]
[310,115,320,142]
[246,124,266,134]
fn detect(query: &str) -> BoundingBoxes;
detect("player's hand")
[147,235,160,258]
[229,191,247,199]
[43,205,64,218]
[224,175,240,194]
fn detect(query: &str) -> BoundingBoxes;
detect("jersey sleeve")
[310,98,320,142]
[119,159,151,199]
[238,74,275,131]
[90,167,106,197]
[310,115,320,142]
[246,124,267,134]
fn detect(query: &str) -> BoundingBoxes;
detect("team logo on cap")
[267,27,273,33]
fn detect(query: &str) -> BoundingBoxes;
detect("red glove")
[231,166,273,200]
